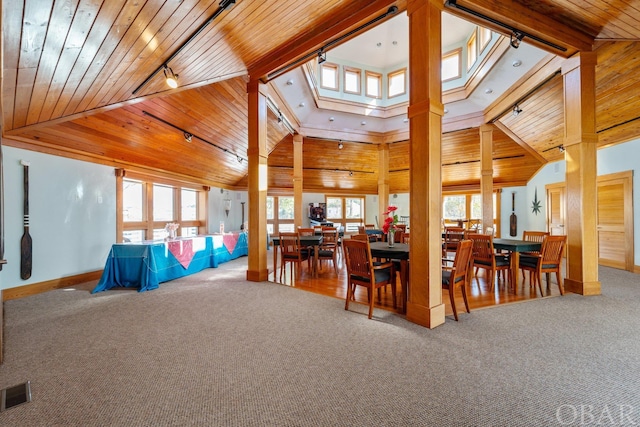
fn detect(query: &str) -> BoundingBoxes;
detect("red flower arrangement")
[381,205,399,234]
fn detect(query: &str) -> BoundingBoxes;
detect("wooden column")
[562,52,601,295]
[378,143,390,219]
[246,80,269,282]
[293,135,303,229]
[406,0,445,328]
[479,124,494,233]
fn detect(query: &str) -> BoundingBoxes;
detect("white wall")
[1,146,116,290]
[500,137,640,266]
[209,187,247,233]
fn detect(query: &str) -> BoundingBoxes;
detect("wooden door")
[597,171,633,271]
[546,183,566,236]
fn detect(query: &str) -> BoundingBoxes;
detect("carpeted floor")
[1,258,639,426]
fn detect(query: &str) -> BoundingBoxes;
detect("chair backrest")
[392,228,404,243]
[444,226,466,245]
[401,232,410,244]
[279,232,301,257]
[541,235,566,264]
[364,224,376,230]
[467,233,494,263]
[343,238,373,280]
[357,225,366,235]
[451,239,473,280]
[297,227,314,236]
[321,228,338,246]
[523,230,549,243]
[351,234,369,241]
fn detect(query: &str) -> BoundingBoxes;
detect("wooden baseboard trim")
[2,270,103,301]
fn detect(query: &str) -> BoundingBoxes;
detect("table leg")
[273,244,278,283]
[314,244,319,277]
[510,251,520,292]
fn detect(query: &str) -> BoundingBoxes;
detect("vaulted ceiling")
[3,0,640,192]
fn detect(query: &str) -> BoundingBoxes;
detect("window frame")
[365,71,382,99]
[479,26,492,53]
[441,48,462,82]
[116,169,208,243]
[320,62,339,91]
[325,195,365,233]
[467,30,478,71]
[387,68,407,98]
[267,195,295,235]
[343,66,361,95]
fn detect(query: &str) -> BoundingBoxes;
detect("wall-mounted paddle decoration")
[20,160,32,280]
[509,192,517,236]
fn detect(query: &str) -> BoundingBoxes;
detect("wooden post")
[378,143,390,221]
[293,134,303,229]
[406,0,445,328]
[480,124,494,233]
[562,52,601,295]
[246,80,269,282]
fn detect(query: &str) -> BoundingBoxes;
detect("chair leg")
[461,283,470,314]
[448,286,458,321]
[535,272,544,297]
[556,271,564,295]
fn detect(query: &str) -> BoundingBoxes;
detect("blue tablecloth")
[92,233,248,293]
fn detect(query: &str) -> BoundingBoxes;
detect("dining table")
[270,234,323,282]
[92,233,248,293]
[492,238,542,290]
[369,241,409,314]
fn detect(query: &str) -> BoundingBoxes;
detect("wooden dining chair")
[468,233,510,291]
[279,232,311,283]
[343,238,396,319]
[442,226,465,258]
[442,239,473,321]
[521,230,550,282]
[317,228,339,274]
[519,235,566,297]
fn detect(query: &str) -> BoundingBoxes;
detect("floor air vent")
[1,381,32,411]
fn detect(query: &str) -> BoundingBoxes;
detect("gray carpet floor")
[1,258,639,426]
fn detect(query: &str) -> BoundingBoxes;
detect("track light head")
[558,145,566,153]
[510,31,524,49]
[512,104,522,117]
[237,155,243,163]
[338,142,343,150]
[318,50,327,64]
[163,65,178,88]
[184,132,193,143]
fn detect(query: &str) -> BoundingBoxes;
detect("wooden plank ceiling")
[3,0,640,193]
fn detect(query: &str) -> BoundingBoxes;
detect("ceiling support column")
[406,0,445,328]
[562,52,601,295]
[293,135,303,229]
[246,80,269,282]
[480,124,494,234]
[378,143,390,221]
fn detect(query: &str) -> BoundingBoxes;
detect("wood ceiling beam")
[248,0,407,82]
[443,0,594,57]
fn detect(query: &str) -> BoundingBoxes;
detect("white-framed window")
[442,48,462,82]
[388,68,407,98]
[344,66,361,95]
[320,63,339,91]
[365,71,382,98]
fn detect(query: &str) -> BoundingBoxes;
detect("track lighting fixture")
[237,155,243,163]
[512,104,522,117]
[558,145,566,153]
[349,171,353,177]
[510,31,525,49]
[163,65,178,89]
[132,0,236,94]
[184,132,193,143]
[338,141,344,150]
